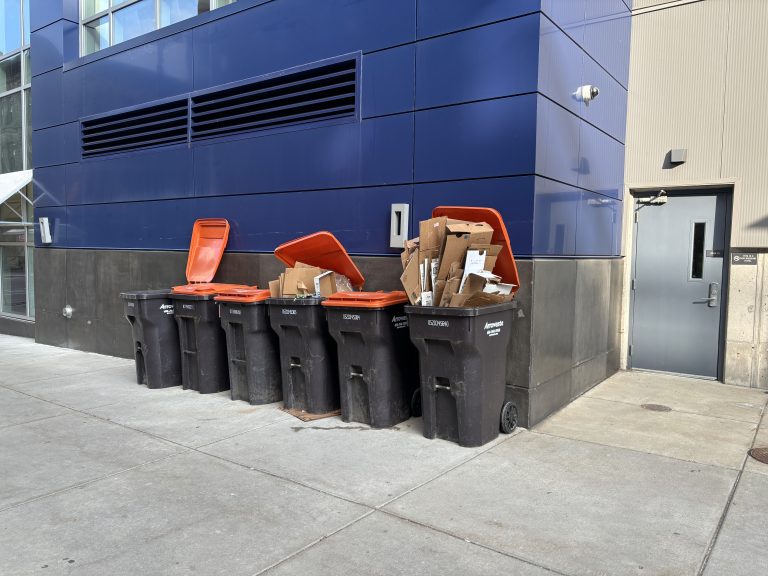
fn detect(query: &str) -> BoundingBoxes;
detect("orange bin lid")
[322,291,408,309]
[274,231,365,289]
[214,287,270,303]
[171,282,246,296]
[186,218,231,284]
[432,206,520,294]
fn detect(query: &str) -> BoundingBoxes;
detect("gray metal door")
[630,191,729,378]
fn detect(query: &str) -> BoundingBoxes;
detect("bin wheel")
[411,388,423,418]
[500,402,518,434]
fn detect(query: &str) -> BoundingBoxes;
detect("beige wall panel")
[625,0,729,184]
[721,0,768,247]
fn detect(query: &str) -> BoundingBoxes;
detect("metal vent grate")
[190,58,357,141]
[81,99,189,158]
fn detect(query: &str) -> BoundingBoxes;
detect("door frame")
[620,179,737,381]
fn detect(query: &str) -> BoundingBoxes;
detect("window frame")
[80,0,236,56]
[0,184,35,320]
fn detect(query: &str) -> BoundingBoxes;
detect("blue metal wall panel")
[73,33,194,119]
[539,0,586,45]
[361,45,415,119]
[31,68,63,130]
[581,53,627,143]
[584,0,631,88]
[67,146,194,205]
[193,114,413,197]
[30,20,77,77]
[413,177,535,256]
[578,120,624,200]
[538,15,583,116]
[416,16,539,109]
[535,96,580,189]
[532,177,578,256]
[192,0,416,91]
[60,186,413,254]
[415,95,537,183]
[576,190,619,256]
[30,0,78,33]
[417,0,539,39]
[33,166,67,207]
[32,122,79,168]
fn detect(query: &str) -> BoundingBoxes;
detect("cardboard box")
[401,252,421,305]
[419,217,447,254]
[283,266,323,296]
[436,222,494,281]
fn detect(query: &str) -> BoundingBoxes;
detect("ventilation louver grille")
[190,58,357,141]
[81,99,189,158]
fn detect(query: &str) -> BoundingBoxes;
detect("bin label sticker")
[127,302,135,308]
[282,309,297,315]
[392,315,408,329]
[732,253,757,265]
[428,319,449,327]
[484,320,504,337]
[229,309,242,315]
[159,304,174,315]
[343,313,361,321]
[182,304,194,310]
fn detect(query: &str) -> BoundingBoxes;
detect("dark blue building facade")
[27,0,631,426]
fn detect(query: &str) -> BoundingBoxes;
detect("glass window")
[1,245,26,316]
[0,53,21,92]
[83,0,109,19]
[161,0,210,27]
[0,92,23,173]
[24,87,31,168]
[113,0,156,44]
[212,0,235,8]
[84,16,110,55]
[1,0,22,55]
[22,0,29,46]
[0,193,22,222]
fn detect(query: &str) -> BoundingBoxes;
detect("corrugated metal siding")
[721,1,768,247]
[625,0,729,185]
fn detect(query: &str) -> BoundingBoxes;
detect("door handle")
[695,282,720,307]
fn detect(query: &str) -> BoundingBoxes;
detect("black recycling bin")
[216,289,282,405]
[171,293,230,394]
[268,297,339,413]
[406,301,516,447]
[120,289,181,389]
[324,292,419,428]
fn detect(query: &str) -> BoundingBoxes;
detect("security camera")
[573,85,600,106]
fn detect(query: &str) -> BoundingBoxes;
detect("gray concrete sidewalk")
[1,334,767,576]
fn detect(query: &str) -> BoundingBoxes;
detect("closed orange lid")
[322,291,408,308]
[186,218,230,283]
[274,231,365,289]
[172,282,245,295]
[214,287,270,303]
[432,206,519,294]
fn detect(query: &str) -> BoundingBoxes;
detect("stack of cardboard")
[400,217,516,307]
[269,263,354,298]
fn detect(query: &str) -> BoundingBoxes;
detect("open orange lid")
[274,231,365,290]
[322,291,408,309]
[433,206,520,294]
[214,287,270,303]
[186,218,230,283]
[172,282,245,296]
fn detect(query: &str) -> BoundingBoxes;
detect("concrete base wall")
[0,315,35,339]
[506,258,624,428]
[725,251,768,389]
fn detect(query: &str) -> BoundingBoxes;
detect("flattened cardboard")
[283,266,322,296]
[269,279,281,298]
[401,252,421,305]
[419,217,447,253]
[315,271,336,297]
[436,222,494,281]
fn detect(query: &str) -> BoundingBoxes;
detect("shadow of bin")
[268,232,365,414]
[406,206,520,448]
[216,288,282,404]
[323,291,419,428]
[120,289,181,389]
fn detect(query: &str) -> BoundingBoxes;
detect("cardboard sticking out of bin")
[281,407,342,422]
[400,207,519,307]
[270,232,364,298]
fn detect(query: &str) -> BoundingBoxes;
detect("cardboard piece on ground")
[281,407,342,422]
